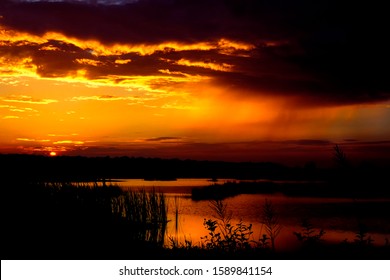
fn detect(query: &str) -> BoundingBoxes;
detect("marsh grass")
[261,199,282,251]
[167,195,182,247]
[111,189,168,245]
[1,180,168,259]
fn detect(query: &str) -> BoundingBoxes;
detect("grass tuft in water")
[111,188,168,245]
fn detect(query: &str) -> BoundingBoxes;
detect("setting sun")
[49,151,57,157]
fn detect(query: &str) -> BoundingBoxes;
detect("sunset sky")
[1,0,389,165]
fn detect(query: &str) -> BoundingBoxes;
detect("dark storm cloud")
[0,39,90,77]
[1,0,389,105]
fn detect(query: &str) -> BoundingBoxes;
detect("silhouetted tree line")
[1,153,389,191]
[1,154,310,182]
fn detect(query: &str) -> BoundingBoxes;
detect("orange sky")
[1,1,389,165]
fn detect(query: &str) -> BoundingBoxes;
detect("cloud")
[0,32,212,93]
[281,139,332,146]
[53,140,85,145]
[114,59,132,65]
[70,95,136,102]
[16,137,50,142]
[68,94,158,107]
[1,95,58,104]
[173,59,234,72]
[0,104,38,113]
[0,0,389,106]
[144,137,183,142]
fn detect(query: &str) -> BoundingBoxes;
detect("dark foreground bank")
[2,180,389,260]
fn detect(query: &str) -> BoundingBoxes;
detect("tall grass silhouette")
[261,199,282,251]
[111,189,168,246]
[1,180,168,259]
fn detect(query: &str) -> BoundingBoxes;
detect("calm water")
[115,178,390,250]
[114,178,233,194]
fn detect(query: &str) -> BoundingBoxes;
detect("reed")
[111,188,168,245]
[1,180,170,259]
[261,199,282,251]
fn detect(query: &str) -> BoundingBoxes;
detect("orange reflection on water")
[164,193,390,251]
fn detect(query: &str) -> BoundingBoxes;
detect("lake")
[114,178,390,251]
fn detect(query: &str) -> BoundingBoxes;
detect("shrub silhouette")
[201,200,255,252]
[294,218,325,247]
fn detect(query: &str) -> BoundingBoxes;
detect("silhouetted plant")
[261,199,282,251]
[294,218,325,247]
[167,235,179,249]
[167,195,182,248]
[201,200,255,252]
[209,199,232,225]
[333,144,348,168]
[258,233,271,249]
[111,188,168,245]
[354,223,373,247]
[168,235,194,250]
[202,218,222,250]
